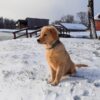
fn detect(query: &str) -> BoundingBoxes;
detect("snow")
[0,29,35,33]
[0,33,13,41]
[0,29,100,41]
[0,35,100,100]
[60,23,87,30]
[0,29,18,33]
[0,29,37,41]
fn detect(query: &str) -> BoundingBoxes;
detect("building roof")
[26,17,49,21]
[94,13,100,20]
[60,23,87,31]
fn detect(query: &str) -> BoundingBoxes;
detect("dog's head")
[37,26,59,44]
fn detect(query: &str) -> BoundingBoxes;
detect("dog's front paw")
[51,81,59,86]
[48,79,54,84]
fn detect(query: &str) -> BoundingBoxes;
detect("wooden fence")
[12,27,41,39]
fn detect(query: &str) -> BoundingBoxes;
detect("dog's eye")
[44,34,47,36]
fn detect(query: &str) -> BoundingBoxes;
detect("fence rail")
[12,27,41,39]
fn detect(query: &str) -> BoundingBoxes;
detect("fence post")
[13,33,16,39]
[26,28,28,38]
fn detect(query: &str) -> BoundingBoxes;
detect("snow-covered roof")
[60,23,87,31]
[94,13,100,20]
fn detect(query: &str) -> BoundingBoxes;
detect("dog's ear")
[49,26,59,40]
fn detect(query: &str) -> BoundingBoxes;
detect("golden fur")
[37,26,87,86]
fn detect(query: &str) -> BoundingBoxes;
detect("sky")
[0,0,100,22]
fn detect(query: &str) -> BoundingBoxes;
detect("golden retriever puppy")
[37,26,87,86]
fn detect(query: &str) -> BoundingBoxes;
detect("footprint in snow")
[93,51,100,57]
[2,70,14,78]
[94,82,100,87]
[82,90,89,96]
[74,95,81,100]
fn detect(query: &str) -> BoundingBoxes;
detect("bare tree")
[0,17,4,28]
[60,15,74,23]
[77,12,88,26]
[3,18,16,29]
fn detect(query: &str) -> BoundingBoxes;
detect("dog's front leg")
[51,67,63,86]
[48,67,56,84]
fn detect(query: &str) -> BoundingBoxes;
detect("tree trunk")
[88,0,97,39]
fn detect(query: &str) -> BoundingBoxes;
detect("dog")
[37,26,87,86]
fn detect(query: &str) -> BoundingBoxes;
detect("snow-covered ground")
[0,29,36,41]
[0,29,100,41]
[0,36,100,100]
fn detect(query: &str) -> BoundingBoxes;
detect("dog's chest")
[46,49,61,64]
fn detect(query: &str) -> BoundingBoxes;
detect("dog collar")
[47,40,61,49]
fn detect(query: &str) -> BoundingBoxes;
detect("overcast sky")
[0,0,100,22]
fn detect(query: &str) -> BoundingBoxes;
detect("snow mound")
[0,38,100,100]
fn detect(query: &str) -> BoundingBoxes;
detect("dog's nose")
[37,39,40,43]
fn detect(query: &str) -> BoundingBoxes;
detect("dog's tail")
[75,64,88,68]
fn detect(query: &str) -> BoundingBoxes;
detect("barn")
[94,13,100,31]
[16,18,49,29]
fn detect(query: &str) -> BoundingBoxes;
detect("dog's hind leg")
[67,66,76,75]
